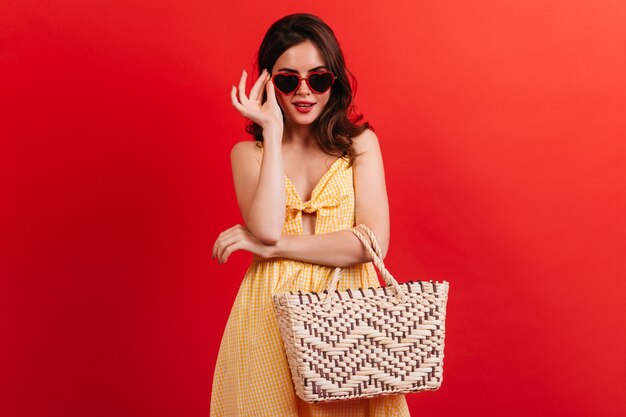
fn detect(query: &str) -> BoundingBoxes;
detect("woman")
[210,13,410,416]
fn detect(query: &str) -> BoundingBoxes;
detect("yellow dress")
[210,147,410,416]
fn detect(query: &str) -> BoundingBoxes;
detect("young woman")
[210,13,410,416]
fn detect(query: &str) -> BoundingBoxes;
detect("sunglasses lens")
[309,72,334,93]
[273,74,300,94]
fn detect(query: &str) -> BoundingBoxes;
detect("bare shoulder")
[352,128,382,165]
[353,129,381,156]
[230,140,263,167]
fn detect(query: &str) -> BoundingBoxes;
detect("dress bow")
[286,196,341,213]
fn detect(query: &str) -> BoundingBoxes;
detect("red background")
[2,1,625,416]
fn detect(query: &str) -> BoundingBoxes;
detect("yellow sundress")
[210,146,410,416]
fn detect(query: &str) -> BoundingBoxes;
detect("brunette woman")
[211,13,410,416]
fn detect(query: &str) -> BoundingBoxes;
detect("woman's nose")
[295,78,311,95]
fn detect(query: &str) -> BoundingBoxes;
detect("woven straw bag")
[272,223,450,403]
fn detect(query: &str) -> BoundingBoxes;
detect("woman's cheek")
[277,97,289,115]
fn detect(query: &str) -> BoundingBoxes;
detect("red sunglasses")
[270,71,337,95]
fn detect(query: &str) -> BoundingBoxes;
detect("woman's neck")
[282,123,317,149]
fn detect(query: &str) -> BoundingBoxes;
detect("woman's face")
[270,40,332,127]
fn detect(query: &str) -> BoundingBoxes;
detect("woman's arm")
[268,129,390,267]
[231,135,285,245]
[269,230,374,268]
[229,69,285,245]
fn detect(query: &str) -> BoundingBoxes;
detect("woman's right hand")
[230,69,283,137]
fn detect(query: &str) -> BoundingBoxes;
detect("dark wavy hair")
[246,13,372,167]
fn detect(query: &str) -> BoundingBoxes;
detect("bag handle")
[322,224,408,310]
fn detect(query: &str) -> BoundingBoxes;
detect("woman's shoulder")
[352,128,380,157]
[230,140,263,167]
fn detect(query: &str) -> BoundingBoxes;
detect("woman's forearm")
[269,229,378,268]
[246,135,285,243]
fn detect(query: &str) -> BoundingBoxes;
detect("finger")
[215,238,226,263]
[249,69,268,102]
[216,228,241,262]
[237,70,249,104]
[262,73,271,101]
[212,234,223,259]
[230,83,239,102]
[231,85,251,118]
[223,233,250,263]
[212,225,241,259]
[218,238,240,264]
[212,235,224,259]
[266,77,278,105]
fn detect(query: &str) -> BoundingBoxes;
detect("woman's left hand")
[211,224,274,264]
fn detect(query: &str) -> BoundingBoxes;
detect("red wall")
[2,1,625,416]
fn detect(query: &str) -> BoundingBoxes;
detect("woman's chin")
[285,115,318,126]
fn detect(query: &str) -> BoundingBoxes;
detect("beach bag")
[272,223,450,403]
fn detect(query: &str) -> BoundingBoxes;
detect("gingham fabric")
[210,146,410,416]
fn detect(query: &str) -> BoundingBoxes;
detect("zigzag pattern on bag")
[273,280,448,402]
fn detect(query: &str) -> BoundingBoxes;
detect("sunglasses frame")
[270,71,338,95]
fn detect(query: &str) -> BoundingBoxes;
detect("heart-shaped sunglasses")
[270,71,337,95]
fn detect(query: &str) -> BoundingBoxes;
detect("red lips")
[293,102,315,113]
